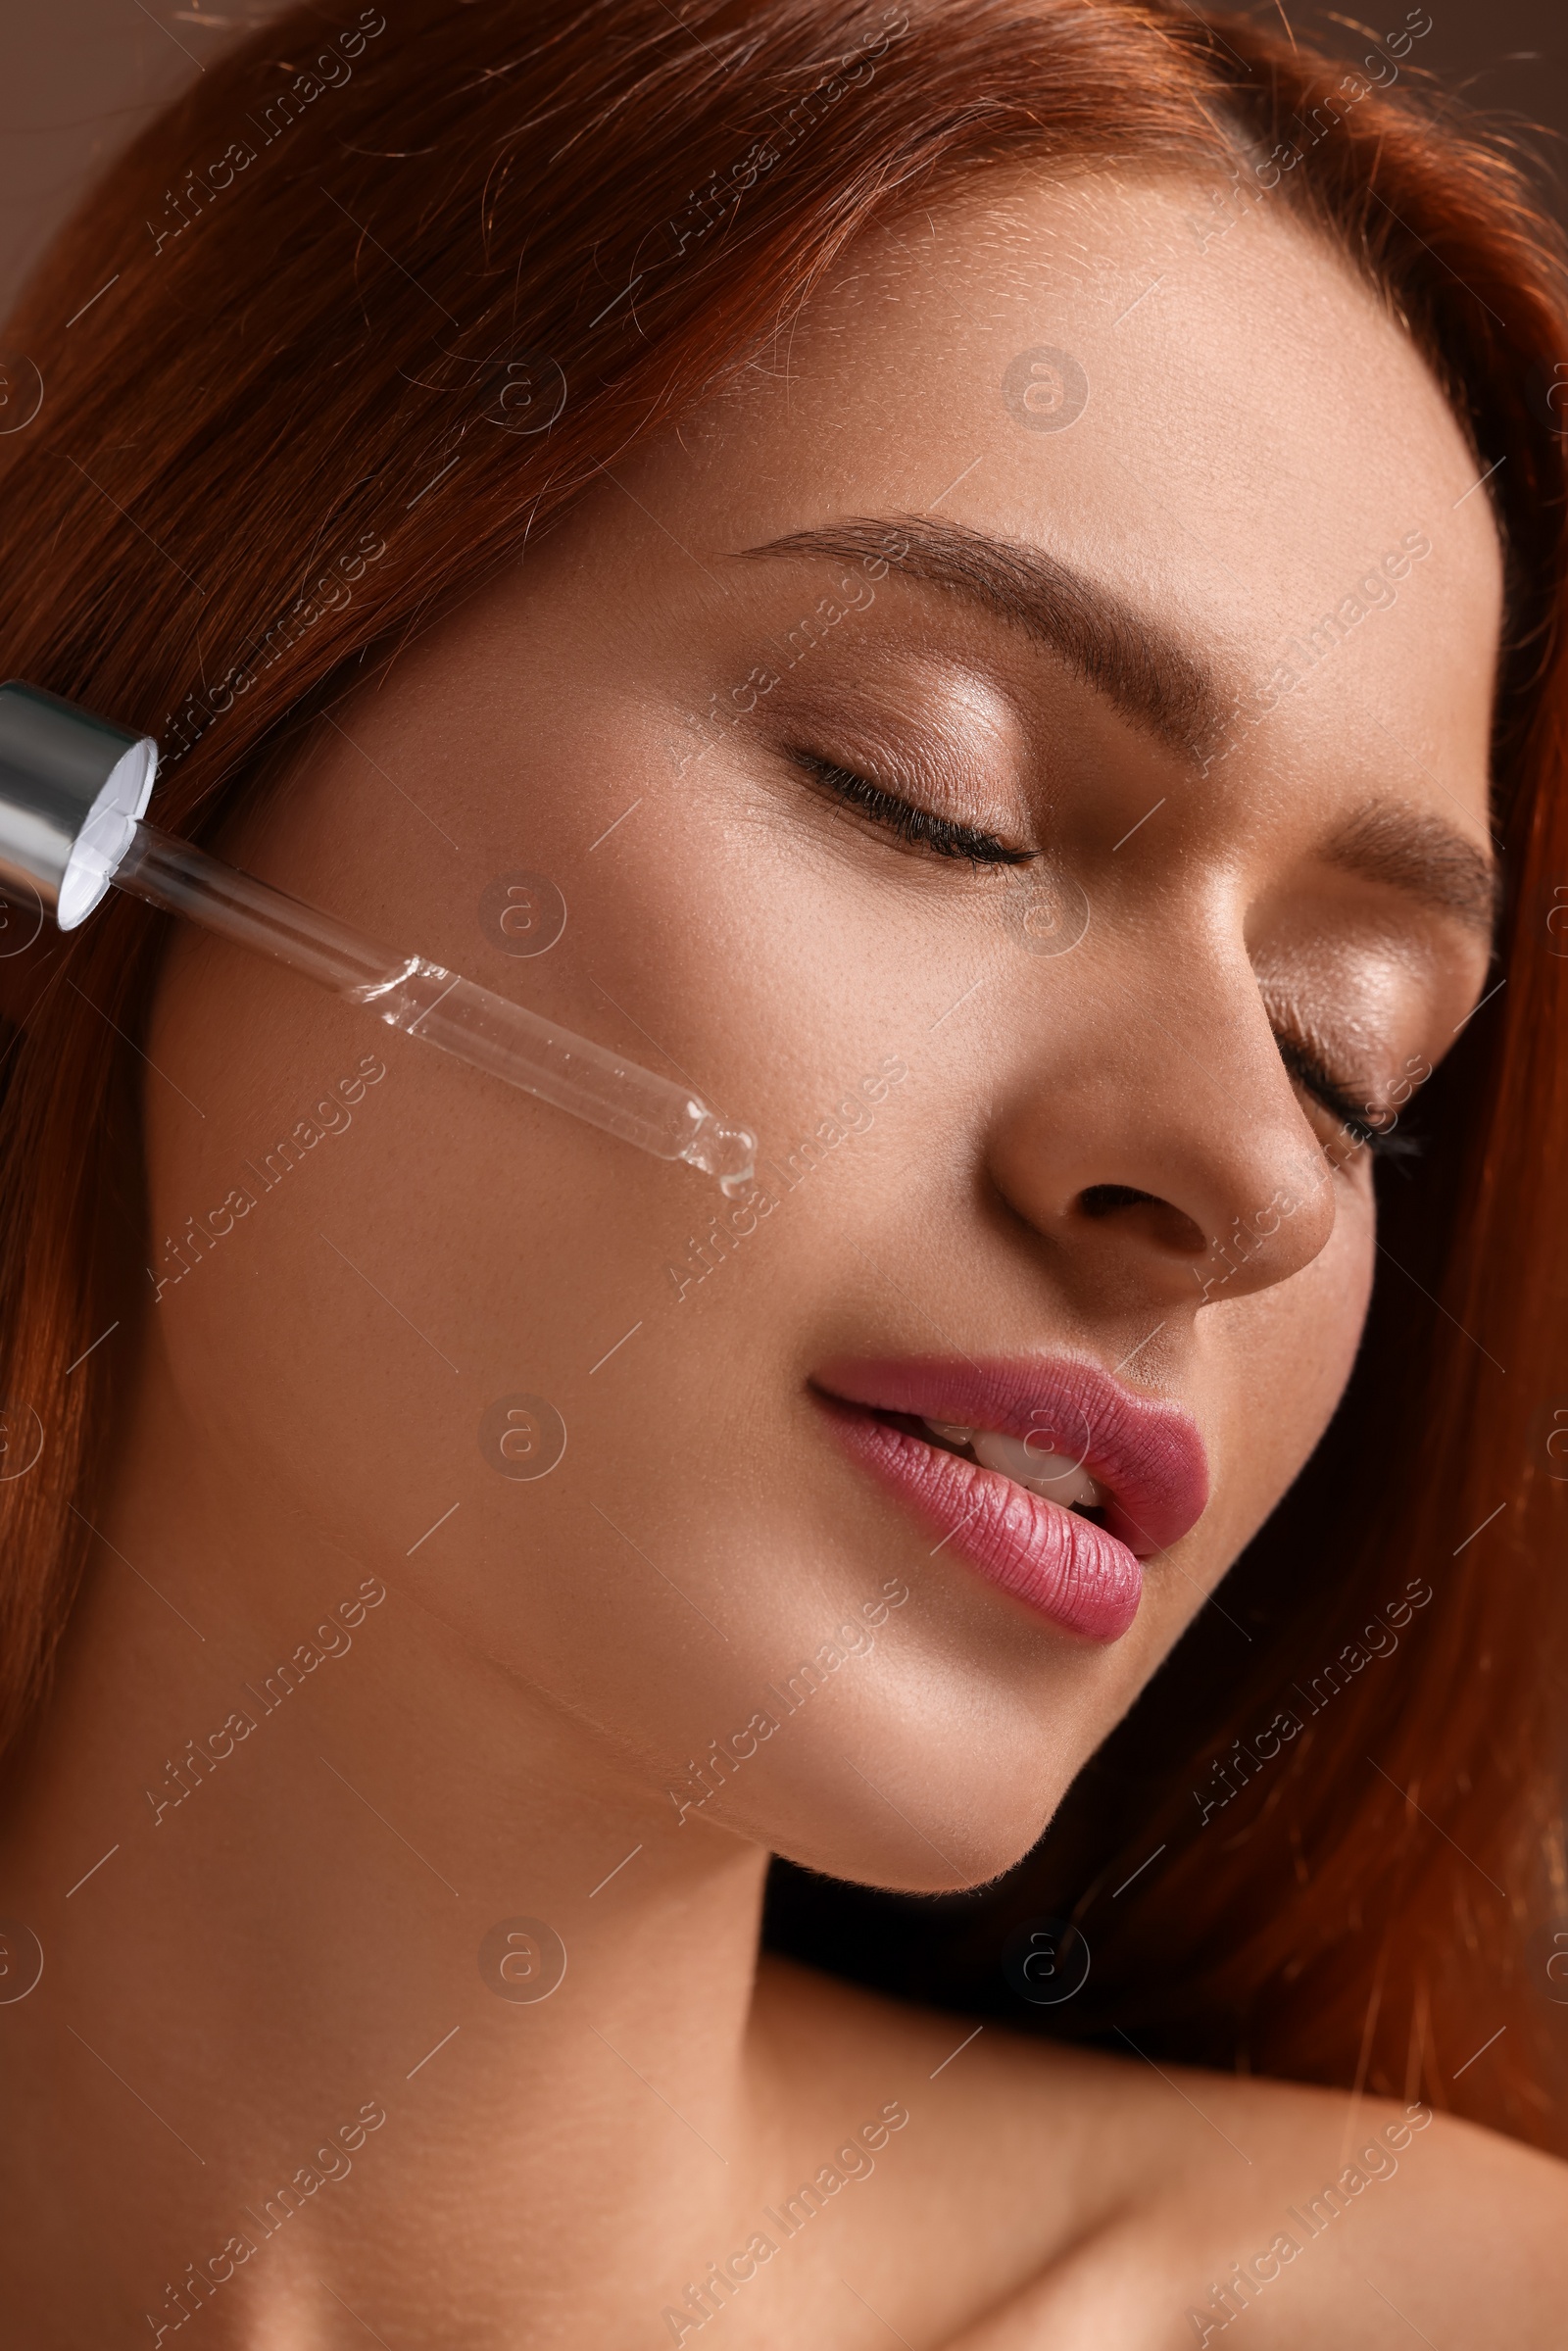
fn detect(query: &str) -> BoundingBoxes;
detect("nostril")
[1078,1183,1161,1217]
[1073,1184,1209,1258]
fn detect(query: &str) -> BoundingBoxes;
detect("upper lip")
[811,1352,1209,1558]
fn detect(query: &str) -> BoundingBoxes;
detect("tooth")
[972,1430,1062,1483]
[922,1419,976,1446]
[971,1430,1102,1508]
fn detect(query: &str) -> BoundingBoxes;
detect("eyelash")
[790,752,1037,867]
[1273,1036,1421,1162]
[792,749,1423,1165]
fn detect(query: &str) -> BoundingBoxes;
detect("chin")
[773,1804,1056,1900]
[678,1707,1079,1896]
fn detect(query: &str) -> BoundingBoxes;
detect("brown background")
[1,0,1566,321]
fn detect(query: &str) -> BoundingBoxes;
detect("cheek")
[1199,1176,1377,1574]
[138,929,626,1565]
[135,894,858,1761]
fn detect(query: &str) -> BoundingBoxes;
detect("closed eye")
[1274,1032,1422,1162]
[789,751,1036,867]
[791,749,1421,1163]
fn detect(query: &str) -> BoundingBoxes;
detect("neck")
[0,1341,774,2341]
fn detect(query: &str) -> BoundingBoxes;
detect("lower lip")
[820,1399,1143,1642]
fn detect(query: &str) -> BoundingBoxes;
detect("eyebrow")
[737,511,1498,940]
[1319,800,1498,939]
[734,511,1230,761]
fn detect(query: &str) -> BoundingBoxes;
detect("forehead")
[675,167,1502,842]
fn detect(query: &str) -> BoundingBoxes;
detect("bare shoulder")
[751,1957,1568,2350]
[945,2053,1568,2350]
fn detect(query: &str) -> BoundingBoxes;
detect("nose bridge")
[987,935,1340,1300]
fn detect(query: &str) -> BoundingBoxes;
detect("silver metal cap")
[0,680,158,931]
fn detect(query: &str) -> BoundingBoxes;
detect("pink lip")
[812,1354,1209,1644]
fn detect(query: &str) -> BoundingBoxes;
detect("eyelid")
[788,750,1037,868]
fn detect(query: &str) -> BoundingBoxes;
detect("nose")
[984,948,1340,1314]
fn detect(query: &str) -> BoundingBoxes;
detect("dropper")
[0,680,757,1191]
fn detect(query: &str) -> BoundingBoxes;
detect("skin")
[1,166,1564,2345]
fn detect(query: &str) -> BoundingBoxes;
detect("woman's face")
[134,169,1498,1888]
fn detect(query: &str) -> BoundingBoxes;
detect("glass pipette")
[0,680,757,1192]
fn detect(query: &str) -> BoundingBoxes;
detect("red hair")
[2,0,1565,2148]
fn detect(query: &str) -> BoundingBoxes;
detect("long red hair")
[2,0,1565,2149]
